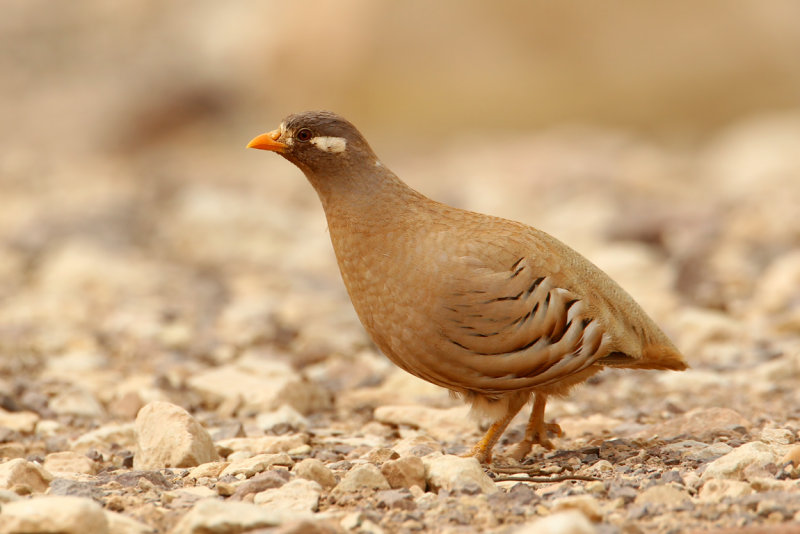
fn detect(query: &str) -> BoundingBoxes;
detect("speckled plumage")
[248,111,687,463]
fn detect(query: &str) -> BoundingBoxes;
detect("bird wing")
[435,255,613,394]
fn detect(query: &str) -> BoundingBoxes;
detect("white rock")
[374,405,472,442]
[217,434,309,455]
[43,451,97,476]
[49,387,105,418]
[253,478,322,515]
[294,458,337,489]
[698,479,753,501]
[0,458,53,493]
[391,435,444,457]
[701,441,777,481]
[512,510,596,534]
[0,496,108,534]
[134,401,220,469]
[187,357,329,416]
[71,423,136,453]
[220,453,293,478]
[332,463,390,495]
[187,461,230,481]
[551,495,602,521]
[169,498,282,534]
[104,510,154,534]
[256,404,309,431]
[634,484,691,507]
[0,409,39,434]
[759,427,795,446]
[422,454,497,494]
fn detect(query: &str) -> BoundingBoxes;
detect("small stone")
[230,470,290,500]
[701,441,777,481]
[332,463,390,495]
[588,459,613,473]
[375,488,416,510]
[170,498,282,534]
[760,427,795,446]
[364,447,400,464]
[634,484,691,507]
[253,478,322,515]
[49,388,105,418]
[511,510,596,534]
[48,479,105,500]
[220,453,293,478]
[0,409,39,434]
[422,454,497,494]
[391,435,443,458]
[0,443,25,459]
[381,456,426,490]
[256,404,309,432]
[43,451,97,475]
[551,495,602,522]
[697,479,753,501]
[187,461,230,480]
[294,458,337,489]
[216,434,309,456]
[637,407,749,441]
[104,510,154,534]
[0,458,53,493]
[71,423,136,453]
[133,401,220,469]
[373,405,473,442]
[0,495,109,534]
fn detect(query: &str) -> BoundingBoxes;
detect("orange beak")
[247,129,288,152]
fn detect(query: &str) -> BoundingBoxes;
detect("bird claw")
[508,421,563,461]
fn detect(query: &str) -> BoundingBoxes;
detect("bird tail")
[597,344,688,371]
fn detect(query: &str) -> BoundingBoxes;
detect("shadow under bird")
[248,111,687,464]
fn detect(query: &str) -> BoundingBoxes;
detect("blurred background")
[1,0,799,413]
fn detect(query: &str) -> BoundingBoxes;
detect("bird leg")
[509,393,563,461]
[465,395,527,464]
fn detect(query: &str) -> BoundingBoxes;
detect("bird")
[247,111,687,464]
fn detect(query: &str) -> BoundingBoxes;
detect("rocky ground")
[1,111,800,533]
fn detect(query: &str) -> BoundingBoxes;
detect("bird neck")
[305,164,429,228]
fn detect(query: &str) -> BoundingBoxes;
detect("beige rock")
[253,478,322,515]
[636,407,749,441]
[0,409,39,434]
[551,495,603,522]
[0,458,53,493]
[256,404,309,432]
[43,451,97,476]
[187,461,231,481]
[374,405,472,442]
[332,463,391,495]
[422,454,497,494]
[217,434,309,456]
[381,456,426,490]
[698,479,753,501]
[220,453,293,478]
[294,458,337,489]
[0,443,25,460]
[134,401,220,469]
[701,441,777,481]
[104,510,154,534]
[512,510,596,534]
[0,496,108,534]
[760,427,795,446]
[634,484,691,507]
[49,387,105,418]
[187,358,330,416]
[71,423,136,453]
[169,498,282,534]
[390,435,444,457]
[364,447,400,464]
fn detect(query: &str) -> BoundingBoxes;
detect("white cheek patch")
[310,136,347,153]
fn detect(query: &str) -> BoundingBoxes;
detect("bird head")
[247,111,378,175]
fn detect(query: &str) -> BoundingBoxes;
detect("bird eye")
[296,128,313,142]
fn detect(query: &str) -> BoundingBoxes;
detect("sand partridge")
[248,111,687,464]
